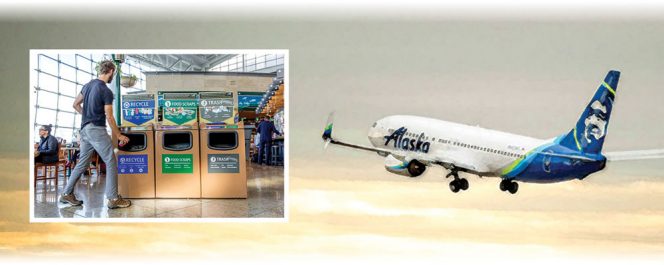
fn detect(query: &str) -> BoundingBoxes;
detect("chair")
[34,161,59,189]
[57,143,68,177]
[270,143,283,166]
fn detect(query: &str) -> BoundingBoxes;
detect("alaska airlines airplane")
[322,70,664,194]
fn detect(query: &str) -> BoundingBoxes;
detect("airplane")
[321,70,664,194]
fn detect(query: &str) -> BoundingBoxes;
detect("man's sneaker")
[59,193,83,206]
[107,195,131,209]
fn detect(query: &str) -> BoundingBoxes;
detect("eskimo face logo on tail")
[383,127,431,153]
[583,100,608,143]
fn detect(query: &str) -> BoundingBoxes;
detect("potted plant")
[95,61,138,88]
[120,74,137,88]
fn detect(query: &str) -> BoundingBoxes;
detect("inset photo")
[29,50,287,221]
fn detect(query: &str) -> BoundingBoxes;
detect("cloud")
[2,151,664,263]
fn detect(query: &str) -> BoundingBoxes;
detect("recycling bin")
[117,129,155,198]
[118,93,157,198]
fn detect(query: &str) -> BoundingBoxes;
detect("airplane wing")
[322,112,489,176]
[322,112,403,157]
[604,149,664,161]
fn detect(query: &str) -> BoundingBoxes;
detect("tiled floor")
[33,163,284,219]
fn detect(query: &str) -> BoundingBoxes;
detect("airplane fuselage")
[367,115,607,183]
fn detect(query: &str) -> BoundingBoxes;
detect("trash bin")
[199,123,247,198]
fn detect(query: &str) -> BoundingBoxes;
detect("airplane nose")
[368,120,384,146]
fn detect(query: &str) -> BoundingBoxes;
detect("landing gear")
[499,179,519,194]
[446,170,469,193]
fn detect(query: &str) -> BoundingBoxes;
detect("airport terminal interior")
[32,53,285,218]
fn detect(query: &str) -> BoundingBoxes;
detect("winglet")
[322,112,335,141]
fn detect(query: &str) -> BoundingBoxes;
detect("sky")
[1,6,664,265]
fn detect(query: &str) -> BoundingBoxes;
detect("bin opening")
[118,133,147,152]
[163,132,192,151]
[208,131,238,150]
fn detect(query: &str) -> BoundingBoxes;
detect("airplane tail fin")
[558,70,620,154]
[322,112,335,141]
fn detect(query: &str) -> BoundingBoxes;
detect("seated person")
[34,124,59,164]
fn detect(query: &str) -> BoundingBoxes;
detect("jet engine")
[384,154,426,177]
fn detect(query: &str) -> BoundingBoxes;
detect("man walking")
[60,60,131,209]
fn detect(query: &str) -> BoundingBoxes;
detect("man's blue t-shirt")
[80,79,114,129]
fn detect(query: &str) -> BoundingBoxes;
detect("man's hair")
[98,60,116,75]
[41,124,52,134]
